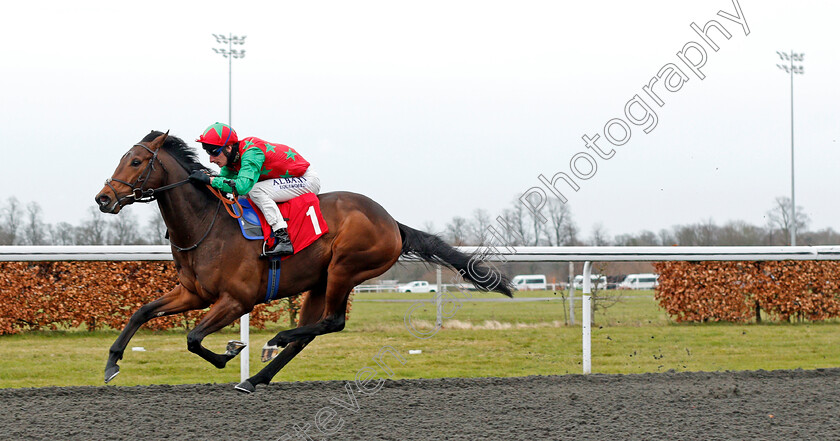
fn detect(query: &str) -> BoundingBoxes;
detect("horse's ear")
[149,130,169,151]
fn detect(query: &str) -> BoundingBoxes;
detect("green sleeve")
[211,148,265,195]
[218,166,235,179]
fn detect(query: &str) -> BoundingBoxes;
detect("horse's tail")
[397,222,513,297]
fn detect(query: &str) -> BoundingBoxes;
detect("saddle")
[231,193,328,259]
[232,193,328,303]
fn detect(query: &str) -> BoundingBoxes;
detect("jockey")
[189,122,321,257]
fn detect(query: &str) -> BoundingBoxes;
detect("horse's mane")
[142,130,210,174]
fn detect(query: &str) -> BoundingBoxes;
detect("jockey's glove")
[188,170,212,185]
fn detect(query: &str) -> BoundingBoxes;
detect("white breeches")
[247,168,321,230]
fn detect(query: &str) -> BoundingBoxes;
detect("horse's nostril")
[97,194,110,206]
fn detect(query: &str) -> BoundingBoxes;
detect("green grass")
[2,290,839,388]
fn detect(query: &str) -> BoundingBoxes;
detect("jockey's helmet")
[196,122,238,155]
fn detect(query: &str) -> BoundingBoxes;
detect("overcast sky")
[2,0,838,240]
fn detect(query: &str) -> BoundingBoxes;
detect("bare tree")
[444,216,469,246]
[590,262,623,323]
[658,228,676,246]
[801,227,840,246]
[588,222,610,246]
[717,221,766,245]
[468,208,492,245]
[546,199,574,246]
[0,197,22,245]
[673,224,699,245]
[563,220,580,246]
[615,230,659,246]
[146,212,168,245]
[696,218,718,245]
[494,208,523,246]
[766,196,809,245]
[519,192,547,246]
[109,211,140,245]
[507,199,531,246]
[76,207,108,245]
[23,202,46,245]
[50,222,77,245]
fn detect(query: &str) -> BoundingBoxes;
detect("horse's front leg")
[186,295,249,369]
[236,288,326,393]
[106,285,208,383]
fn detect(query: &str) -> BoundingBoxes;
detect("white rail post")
[568,261,575,325]
[436,266,443,328]
[240,313,249,383]
[582,261,592,374]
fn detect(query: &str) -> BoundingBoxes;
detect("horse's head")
[95,131,169,214]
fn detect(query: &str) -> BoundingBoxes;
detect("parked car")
[511,274,547,291]
[398,281,437,293]
[573,274,607,290]
[618,273,659,290]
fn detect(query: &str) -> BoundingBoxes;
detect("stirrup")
[261,230,294,257]
[261,241,293,257]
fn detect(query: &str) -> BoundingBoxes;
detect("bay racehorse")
[95,131,513,393]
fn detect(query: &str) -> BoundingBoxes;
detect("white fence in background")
[352,283,567,293]
[3,245,840,379]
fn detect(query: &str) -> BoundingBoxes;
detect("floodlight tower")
[212,34,247,126]
[776,50,804,246]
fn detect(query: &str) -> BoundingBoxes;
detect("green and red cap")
[197,122,238,155]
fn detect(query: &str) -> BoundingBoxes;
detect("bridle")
[103,143,191,209]
[103,141,220,252]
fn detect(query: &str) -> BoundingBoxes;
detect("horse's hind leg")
[106,285,208,383]
[235,289,326,393]
[186,295,248,369]
[266,279,352,348]
[267,253,391,347]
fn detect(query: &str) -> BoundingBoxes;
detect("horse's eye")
[131,159,142,167]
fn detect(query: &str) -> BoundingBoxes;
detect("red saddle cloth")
[248,193,328,259]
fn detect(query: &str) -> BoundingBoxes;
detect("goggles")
[203,144,224,156]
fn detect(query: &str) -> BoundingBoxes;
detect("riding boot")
[262,228,294,257]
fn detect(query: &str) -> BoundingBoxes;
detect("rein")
[208,186,243,219]
[169,199,222,252]
[170,185,242,251]
[104,141,248,251]
[103,143,191,207]
[104,142,225,252]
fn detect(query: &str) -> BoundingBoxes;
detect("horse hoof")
[234,380,256,394]
[261,344,280,362]
[225,340,247,357]
[104,366,120,383]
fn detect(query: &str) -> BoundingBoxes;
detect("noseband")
[103,143,190,211]
[103,142,223,252]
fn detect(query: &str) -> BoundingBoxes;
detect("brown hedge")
[0,261,331,335]
[654,261,840,322]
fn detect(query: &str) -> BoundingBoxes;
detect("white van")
[573,274,607,290]
[398,281,437,293]
[618,273,659,290]
[511,274,547,291]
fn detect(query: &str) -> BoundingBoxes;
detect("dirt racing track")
[1,368,838,440]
